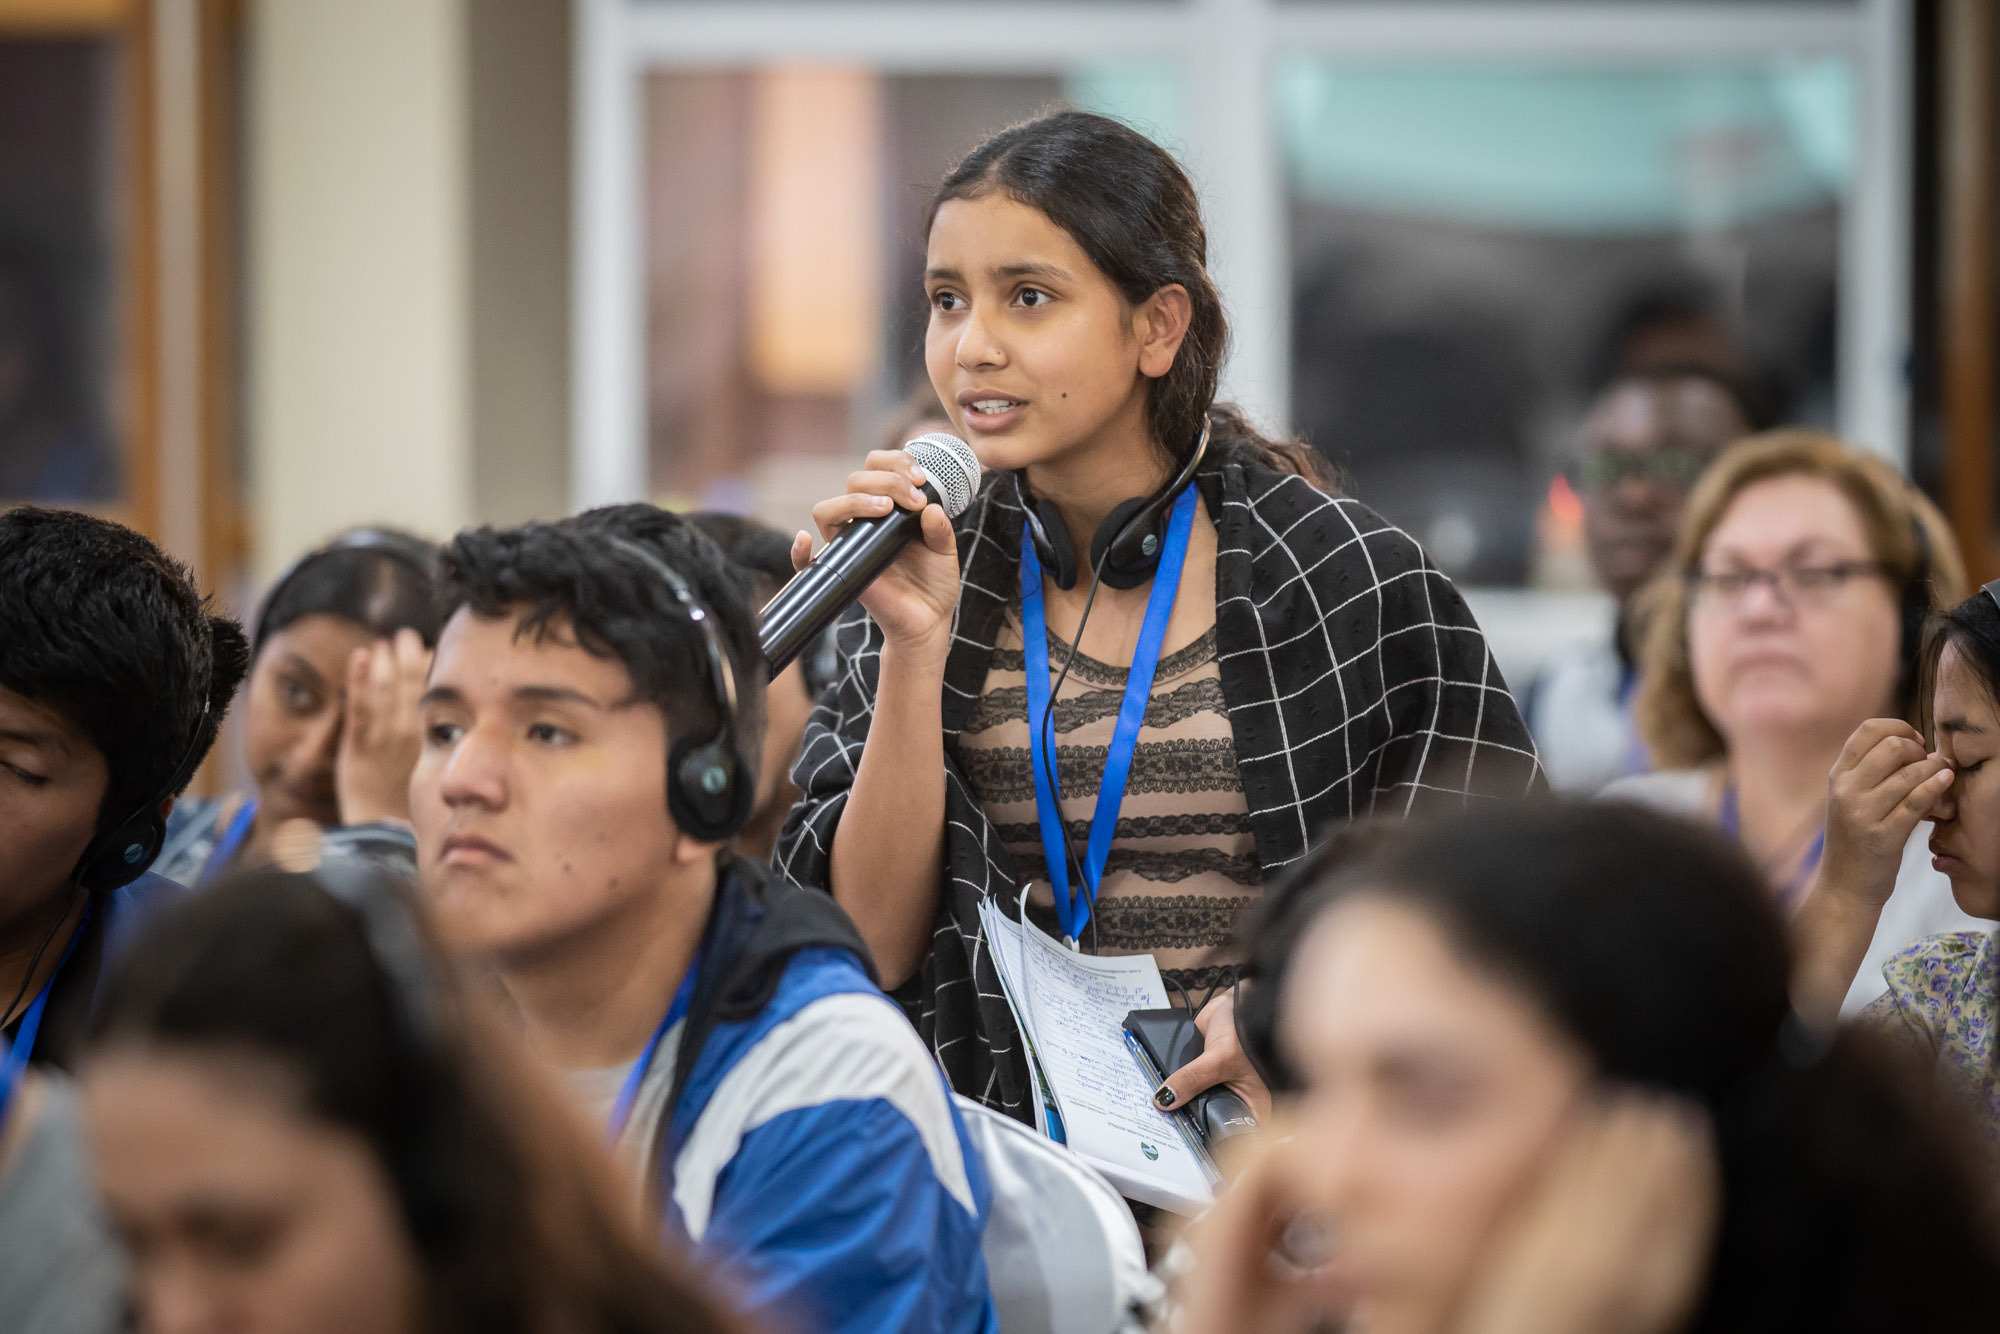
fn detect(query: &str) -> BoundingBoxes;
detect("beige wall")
[245,0,569,580]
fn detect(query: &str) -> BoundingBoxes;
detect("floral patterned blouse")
[1861,929,2000,1140]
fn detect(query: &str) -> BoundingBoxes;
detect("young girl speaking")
[777,111,1540,1122]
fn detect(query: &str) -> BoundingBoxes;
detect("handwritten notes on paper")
[980,898,1215,1214]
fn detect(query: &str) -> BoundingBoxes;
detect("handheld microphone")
[759,432,981,676]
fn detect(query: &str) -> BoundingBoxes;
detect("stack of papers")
[978,897,1217,1215]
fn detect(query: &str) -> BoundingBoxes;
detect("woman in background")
[1794,583,2000,1138]
[155,528,439,886]
[1180,801,2000,1334]
[82,862,745,1334]
[1608,431,1977,1013]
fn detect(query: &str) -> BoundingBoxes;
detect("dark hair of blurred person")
[410,505,996,1334]
[83,862,747,1334]
[777,110,1541,1128]
[1525,364,1765,792]
[1185,800,2000,1334]
[0,507,248,1075]
[684,510,819,862]
[1794,583,2000,1138]
[153,526,441,888]
[1611,430,1977,1017]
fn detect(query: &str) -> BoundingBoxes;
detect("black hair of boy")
[0,507,249,834]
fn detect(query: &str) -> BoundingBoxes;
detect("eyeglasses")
[1566,446,1713,493]
[1686,561,1890,610]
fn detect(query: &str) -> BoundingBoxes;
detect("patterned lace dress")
[957,610,1258,1004]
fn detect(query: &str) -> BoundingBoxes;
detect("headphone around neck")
[1017,418,1212,591]
[602,536,752,844]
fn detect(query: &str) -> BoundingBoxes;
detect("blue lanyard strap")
[1021,483,1200,943]
[0,898,97,1135]
[198,799,259,886]
[1719,784,1825,909]
[608,951,702,1141]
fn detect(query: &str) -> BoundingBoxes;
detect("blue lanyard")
[1021,483,1199,943]
[198,799,259,886]
[1719,784,1825,909]
[1617,670,1651,779]
[0,899,96,1136]
[607,952,701,1141]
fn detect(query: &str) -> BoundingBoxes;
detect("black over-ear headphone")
[75,689,214,893]
[253,528,439,651]
[1017,417,1212,591]
[603,536,753,844]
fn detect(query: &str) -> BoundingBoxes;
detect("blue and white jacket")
[620,858,997,1334]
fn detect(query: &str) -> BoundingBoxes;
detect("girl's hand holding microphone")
[791,448,962,663]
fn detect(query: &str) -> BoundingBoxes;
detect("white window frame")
[573,0,1910,526]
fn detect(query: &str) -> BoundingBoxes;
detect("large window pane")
[0,36,126,504]
[1281,58,1853,587]
[642,64,1180,529]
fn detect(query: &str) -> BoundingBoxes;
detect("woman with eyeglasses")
[1606,431,1980,1015]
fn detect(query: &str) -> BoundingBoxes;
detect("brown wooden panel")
[1941,0,1997,583]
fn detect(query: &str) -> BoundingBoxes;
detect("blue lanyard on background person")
[0,898,96,1136]
[1719,783,1826,909]
[1021,483,1200,943]
[607,950,702,1141]
[198,798,259,886]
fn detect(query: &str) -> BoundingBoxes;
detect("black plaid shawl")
[774,448,1543,1121]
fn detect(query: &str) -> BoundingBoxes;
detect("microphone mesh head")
[903,432,981,519]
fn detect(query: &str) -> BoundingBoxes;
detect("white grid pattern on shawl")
[776,456,1541,1117]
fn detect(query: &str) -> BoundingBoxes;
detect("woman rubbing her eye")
[1176,801,2000,1334]
[1795,584,2000,1140]
[153,529,441,887]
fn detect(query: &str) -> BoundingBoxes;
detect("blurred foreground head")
[1236,799,2000,1334]
[83,862,744,1334]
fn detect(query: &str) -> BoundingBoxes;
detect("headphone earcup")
[76,811,167,893]
[1092,496,1169,591]
[668,737,749,844]
[1023,497,1079,591]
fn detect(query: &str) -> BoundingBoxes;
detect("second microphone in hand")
[758,432,982,676]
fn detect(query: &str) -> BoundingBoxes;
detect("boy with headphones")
[409,505,996,1334]
[0,507,248,1074]
[0,507,248,1334]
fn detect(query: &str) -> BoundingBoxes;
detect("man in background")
[1528,364,1766,790]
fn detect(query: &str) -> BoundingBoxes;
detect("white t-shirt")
[1602,768,1984,1016]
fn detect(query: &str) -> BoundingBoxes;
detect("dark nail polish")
[1153,1085,1177,1109]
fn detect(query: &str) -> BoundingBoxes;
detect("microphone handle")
[759,480,943,676]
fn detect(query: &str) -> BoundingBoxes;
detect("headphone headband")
[601,534,751,843]
[1984,579,2000,618]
